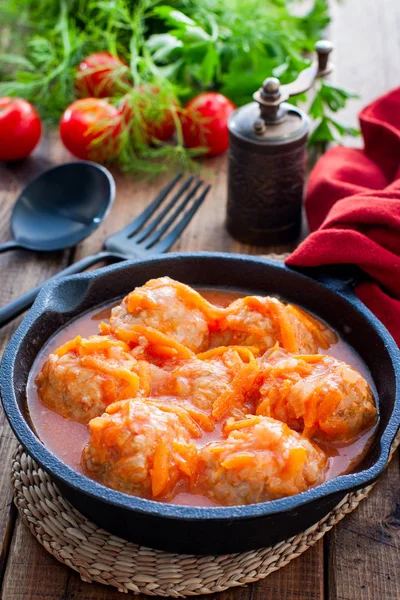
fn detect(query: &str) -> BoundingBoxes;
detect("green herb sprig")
[309,81,360,145]
[0,0,358,175]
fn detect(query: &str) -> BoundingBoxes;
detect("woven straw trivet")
[12,434,399,597]
[10,252,400,596]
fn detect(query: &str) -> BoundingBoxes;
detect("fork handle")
[0,251,123,328]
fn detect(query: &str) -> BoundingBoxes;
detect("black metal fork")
[0,174,211,327]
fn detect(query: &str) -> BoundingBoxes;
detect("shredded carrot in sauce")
[284,447,307,477]
[99,321,110,335]
[151,441,170,497]
[79,336,129,353]
[221,452,256,469]
[172,281,225,320]
[293,354,325,363]
[212,361,259,420]
[184,406,215,432]
[54,336,82,357]
[172,441,197,478]
[223,416,261,434]
[149,401,202,439]
[105,399,128,414]
[196,345,260,361]
[115,325,194,359]
[318,390,343,423]
[279,311,299,353]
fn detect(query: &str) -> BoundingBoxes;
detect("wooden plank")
[326,1,400,599]
[326,456,400,600]
[0,134,72,589]
[1,515,69,600]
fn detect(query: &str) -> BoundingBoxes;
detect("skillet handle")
[0,251,123,328]
[291,264,366,300]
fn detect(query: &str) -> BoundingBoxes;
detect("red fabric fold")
[286,87,400,346]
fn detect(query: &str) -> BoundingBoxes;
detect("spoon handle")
[0,251,123,328]
[0,240,21,254]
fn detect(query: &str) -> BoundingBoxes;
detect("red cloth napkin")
[286,87,400,346]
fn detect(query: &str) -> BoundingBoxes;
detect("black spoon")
[0,161,115,254]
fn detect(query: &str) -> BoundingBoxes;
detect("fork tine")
[133,176,195,243]
[116,172,183,238]
[149,184,211,254]
[142,180,204,248]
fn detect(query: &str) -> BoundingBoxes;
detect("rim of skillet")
[1,252,400,522]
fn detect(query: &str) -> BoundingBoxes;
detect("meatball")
[109,277,222,353]
[36,335,148,424]
[174,348,244,408]
[256,348,377,442]
[197,415,327,505]
[211,296,337,354]
[169,346,260,428]
[82,399,198,498]
[210,296,282,351]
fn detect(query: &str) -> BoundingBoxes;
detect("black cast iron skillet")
[1,253,399,555]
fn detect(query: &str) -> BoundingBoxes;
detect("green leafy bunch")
[0,0,358,174]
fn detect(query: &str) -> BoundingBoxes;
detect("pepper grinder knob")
[261,77,280,99]
[315,40,334,75]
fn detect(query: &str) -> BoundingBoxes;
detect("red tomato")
[0,97,41,161]
[121,85,176,143]
[60,98,121,162]
[181,92,235,157]
[75,52,128,98]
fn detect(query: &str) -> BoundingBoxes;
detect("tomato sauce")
[26,289,377,506]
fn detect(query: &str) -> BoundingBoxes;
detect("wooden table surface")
[0,3,399,599]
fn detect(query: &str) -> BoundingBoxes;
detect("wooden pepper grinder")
[226,40,334,245]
